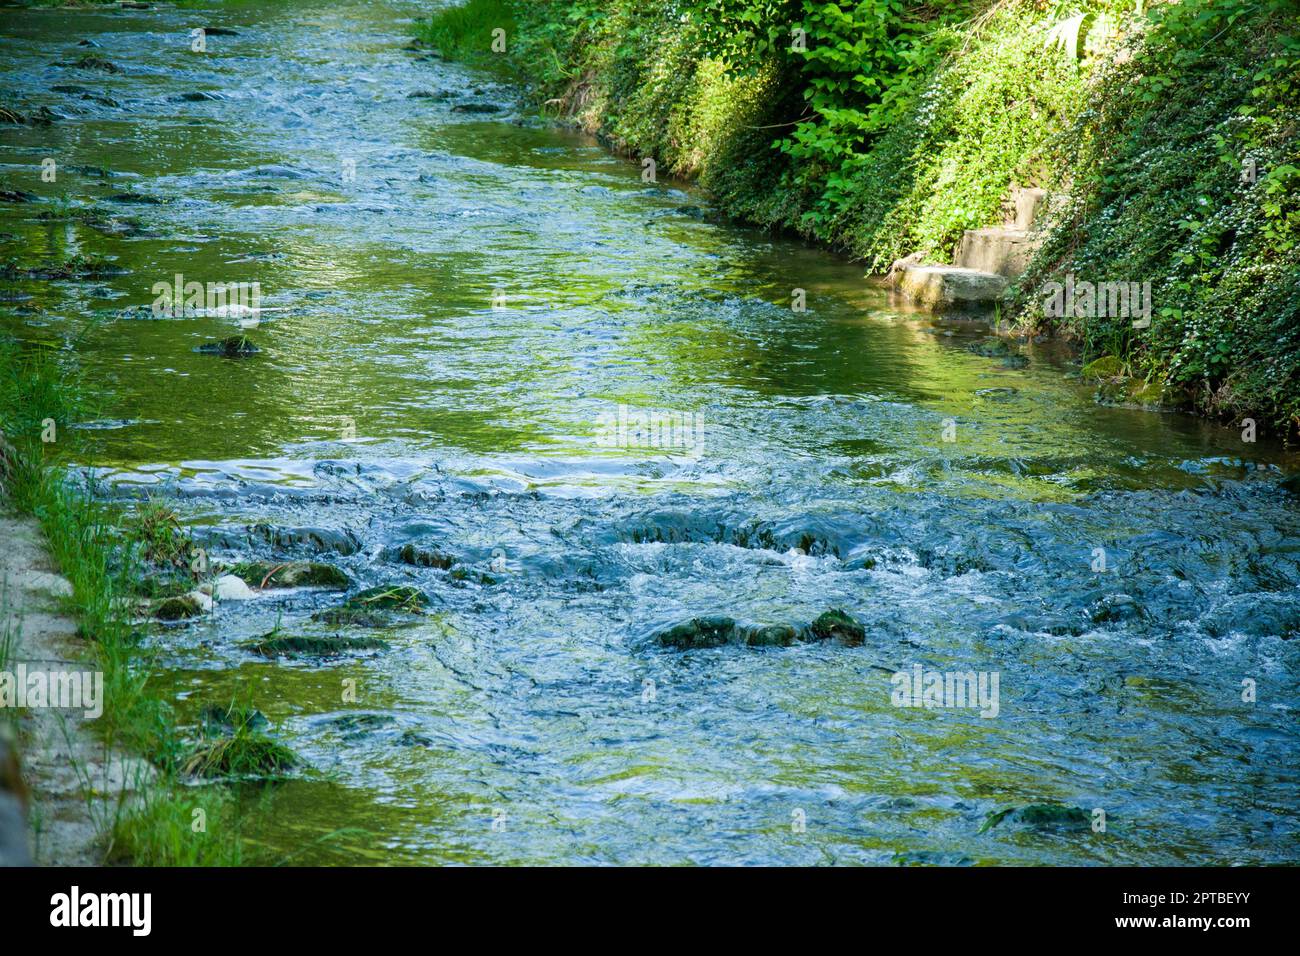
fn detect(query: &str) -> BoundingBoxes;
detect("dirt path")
[0,510,152,865]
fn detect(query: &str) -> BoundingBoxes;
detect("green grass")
[0,335,280,864]
[107,789,244,867]
[127,496,196,568]
[416,0,516,66]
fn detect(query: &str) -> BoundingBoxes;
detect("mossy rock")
[1096,375,1167,408]
[448,565,497,586]
[397,543,454,570]
[241,633,388,657]
[807,609,866,645]
[196,336,259,357]
[344,585,432,611]
[311,606,390,627]
[740,623,800,647]
[450,101,503,114]
[229,560,351,589]
[654,611,865,649]
[978,803,1091,834]
[329,712,394,734]
[1081,355,1124,379]
[152,594,204,621]
[1126,379,1166,406]
[654,615,738,649]
[312,585,433,627]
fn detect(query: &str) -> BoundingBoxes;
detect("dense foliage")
[420,0,1300,434]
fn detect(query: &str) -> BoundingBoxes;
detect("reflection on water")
[2,0,1298,865]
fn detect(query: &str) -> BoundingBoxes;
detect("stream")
[2,0,1298,865]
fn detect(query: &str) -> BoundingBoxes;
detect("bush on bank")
[419,0,1300,436]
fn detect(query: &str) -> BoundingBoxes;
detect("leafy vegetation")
[1017,0,1300,431]
[420,0,1300,435]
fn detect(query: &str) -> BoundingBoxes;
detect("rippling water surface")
[2,0,1298,865]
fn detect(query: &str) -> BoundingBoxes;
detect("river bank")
[2,0,1298,865]
[0,341,247,865]
[417,0,1300,437]
[0,509,145,865]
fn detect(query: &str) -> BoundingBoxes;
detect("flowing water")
[2,1,1298,865]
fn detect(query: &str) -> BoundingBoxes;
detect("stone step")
[956,227,1040,278]
[893,265,1007,313]
[1005,186,1046,230]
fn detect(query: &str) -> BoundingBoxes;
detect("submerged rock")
[313,585,433,627]
[967,337,1014,358]
[324,712,396,742]
[172,91,224,102]
[0,106,56,128]
[653,610,866,649]
[1090,593,1145,624]
[229,560,351,589]
[244,524,362,556]
[448,566,498,586]
[0,186,38,203]
[241,632,388,658]
[655,615,739,649]
[396,543,454,569]
[106,191,162,204]
[975,386,1019,400]
[450,101,503,114]
[978,803,1091,834]
[195,335,259,357]
[60,55,121,73]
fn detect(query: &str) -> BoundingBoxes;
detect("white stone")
[212,575,254,601]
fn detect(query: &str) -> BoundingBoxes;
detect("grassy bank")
[418,0,1300,437]
[0,337,246,865]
